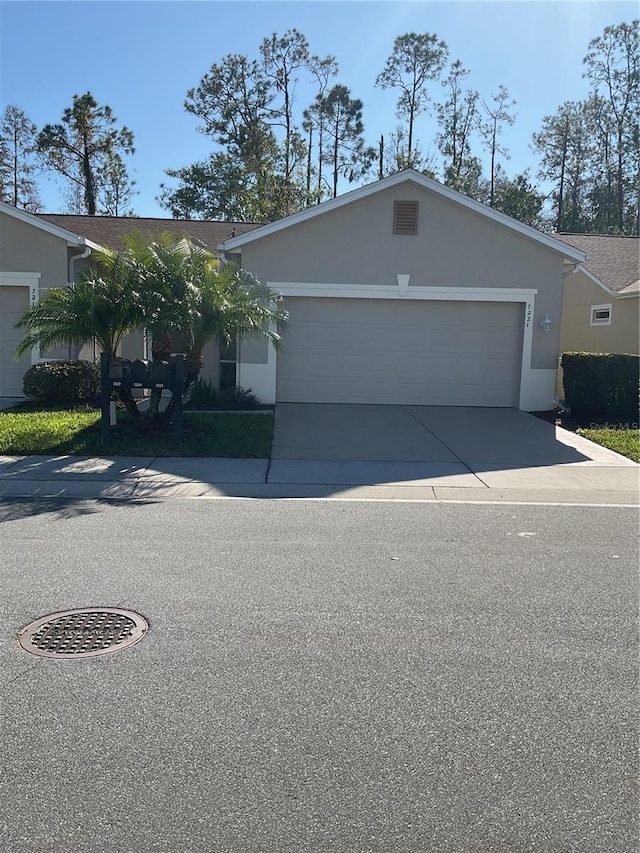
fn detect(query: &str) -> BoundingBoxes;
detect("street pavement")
[1,498,637,852]
[1,406,638,851]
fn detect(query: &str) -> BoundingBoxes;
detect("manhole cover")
[18,608,148,659]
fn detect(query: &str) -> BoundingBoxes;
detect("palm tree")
[15,232,288,417]
[14,253,143,414]
[123,234,288,410]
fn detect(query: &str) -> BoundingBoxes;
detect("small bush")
[188,377,218,409]
[216,386,261,410]
[23,360,100,405]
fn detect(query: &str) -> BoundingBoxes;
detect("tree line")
[1,19,637,234]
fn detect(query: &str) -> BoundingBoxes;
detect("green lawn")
[577,427,640,463]
[0,405,273,458]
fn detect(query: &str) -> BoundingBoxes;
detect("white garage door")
[0,286,30,397]
[276,297,524,406]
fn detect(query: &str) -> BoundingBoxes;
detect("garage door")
[276,297,524,406]
[0,286,30,397]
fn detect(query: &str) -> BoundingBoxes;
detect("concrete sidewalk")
[0,442,637,505]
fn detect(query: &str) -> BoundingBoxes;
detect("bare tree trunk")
[83,132,96,215]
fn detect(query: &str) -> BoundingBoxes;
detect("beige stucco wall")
[560,271,640,355]
[238,184,568,370]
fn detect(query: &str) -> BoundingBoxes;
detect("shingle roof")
[35,214,260,253]
[554,233,639,293]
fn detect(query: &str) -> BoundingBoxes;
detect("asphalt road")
[1,497,638,853]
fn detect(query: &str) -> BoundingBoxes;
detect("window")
[393,200,419,235]
[590,304,612,326]
[219,337,237,390]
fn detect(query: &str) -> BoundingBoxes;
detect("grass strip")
[0,407,273,458]
[577,427,640,463]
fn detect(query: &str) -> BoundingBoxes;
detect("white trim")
[0,272,41,287]
[0,271,40,368]
[577,264,618,296]
[270,282,544,411]
[590,303,612,326]
[0,272,40,308]
[238,340,277,404]
[269,282,538,303]
[219,170,587,263]
[396,274,410,296]
[519,368,556,411]
[85,238,106,252]
[0,200,85,246]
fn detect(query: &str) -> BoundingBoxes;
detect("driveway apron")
[268,403,636,490]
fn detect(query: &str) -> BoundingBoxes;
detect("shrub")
[22,360,100,405]
[561,352,639,422]
[187,377,218,409]
[216,386,261,410]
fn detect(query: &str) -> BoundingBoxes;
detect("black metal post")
[173,354,183,447]
[100,353,111,446]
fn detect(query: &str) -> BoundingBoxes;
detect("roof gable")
[0,200,86,246]
[219,169,586,263]
[554,233,639,293]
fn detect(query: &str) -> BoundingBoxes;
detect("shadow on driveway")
[0,405,636,501]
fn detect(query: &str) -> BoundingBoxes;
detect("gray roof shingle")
[554,233,639,293]
[35,214,260,253]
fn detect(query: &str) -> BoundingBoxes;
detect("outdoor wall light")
[540,315,552,333]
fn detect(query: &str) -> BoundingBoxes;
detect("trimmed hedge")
[561,352,640,422]
[23,360,100,405]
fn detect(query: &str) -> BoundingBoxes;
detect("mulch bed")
[529,410,581,433]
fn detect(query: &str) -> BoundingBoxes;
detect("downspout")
[68,243,91,282]
[556,261,584,409]
[563,263,583,278]
[68,242,92,359]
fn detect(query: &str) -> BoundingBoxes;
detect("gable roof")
[218,169,587,263]
[0,200,86,246]
[35,213,260,253]
[554,233,639,295]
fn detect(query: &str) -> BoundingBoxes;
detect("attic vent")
[393,201,419,235]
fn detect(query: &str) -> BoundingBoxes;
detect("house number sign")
[525,303,532,328]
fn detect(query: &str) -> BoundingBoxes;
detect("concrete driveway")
[270,403,638,492]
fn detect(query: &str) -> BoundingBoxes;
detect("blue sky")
[0,0,636,217]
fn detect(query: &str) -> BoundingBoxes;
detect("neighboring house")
[34,213,260,380]
[218,169,586,411]
[0,203,257,401]
[1,171,588,410]
[555,233,639,357]
[0,201,95,398]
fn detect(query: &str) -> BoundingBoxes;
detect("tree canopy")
[37,92,135,215]
[0,105,41,211]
